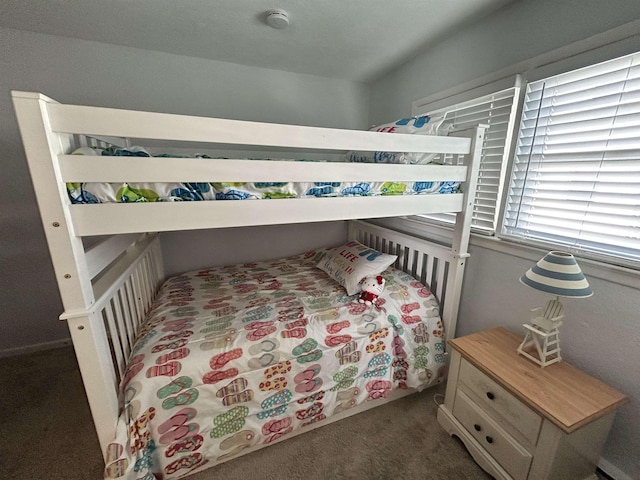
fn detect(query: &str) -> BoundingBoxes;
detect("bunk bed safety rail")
[11,91,480,237]
[61,233,163,455]
[348,220,462,339]
[44,100,472,153]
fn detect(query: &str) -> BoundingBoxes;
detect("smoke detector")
[265,9,290,29]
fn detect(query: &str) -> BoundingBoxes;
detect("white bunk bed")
[12,91,485,479]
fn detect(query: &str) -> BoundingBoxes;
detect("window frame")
[404,26,640,273]
[499,53,640,267]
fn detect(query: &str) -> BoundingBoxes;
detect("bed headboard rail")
[348,220,465,339]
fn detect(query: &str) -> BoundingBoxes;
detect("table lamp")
[517,251,592,367]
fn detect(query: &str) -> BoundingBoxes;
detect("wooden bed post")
[451,125,486,257]
[12,92,95,311]
[12,92,120,455]
[442,125,486,338]
[63,311,121,454]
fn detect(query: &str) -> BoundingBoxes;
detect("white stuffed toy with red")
[358,275,385,306]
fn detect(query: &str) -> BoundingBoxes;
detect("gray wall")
[370,1,640,478]
[2,1,640,477]
[371,0,640,123]
[0,27,367,353]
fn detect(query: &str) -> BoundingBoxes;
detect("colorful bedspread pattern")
[67,147,460,203]
[104,250,446,480]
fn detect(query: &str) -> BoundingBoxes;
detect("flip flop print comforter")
[104,249,447,480]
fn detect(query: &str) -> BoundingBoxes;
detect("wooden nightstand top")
[449,327,628,433]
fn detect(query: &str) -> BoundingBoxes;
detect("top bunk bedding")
[11,91,485,236]
[67,145,461,204]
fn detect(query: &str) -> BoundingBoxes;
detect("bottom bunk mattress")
[104,248,447,480]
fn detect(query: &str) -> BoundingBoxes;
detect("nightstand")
[437,327,628,480]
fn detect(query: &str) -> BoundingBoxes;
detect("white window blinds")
[416,86,520,233]
[503,52,640,263]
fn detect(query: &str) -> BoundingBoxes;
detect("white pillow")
[346,114,447,165]
[317,241,397,296]
[368,114,446,135]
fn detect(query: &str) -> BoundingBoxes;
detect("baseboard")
[0,338,72,358]
[598,458,633,480]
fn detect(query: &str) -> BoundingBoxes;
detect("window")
[413,82,521,234]
[503,52,640,264]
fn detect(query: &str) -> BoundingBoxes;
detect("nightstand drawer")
[454,389,533,480]
[458,359,542,446]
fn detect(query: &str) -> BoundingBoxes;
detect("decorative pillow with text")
[317,241,397,295]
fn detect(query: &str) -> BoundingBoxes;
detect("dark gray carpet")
[0,346,492,480]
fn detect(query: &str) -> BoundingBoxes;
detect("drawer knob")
[486,435,494,444]
[473,424,482,432]
[486,391,495,400]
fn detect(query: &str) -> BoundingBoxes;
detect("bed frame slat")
[111,293,130,356]
[117,288,135,351]
[46,101,472,154]
[103,304,126,379]
[68,195,466,236]
[85,234,140,279]
[59,155,468,183]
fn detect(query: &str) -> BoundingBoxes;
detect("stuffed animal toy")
[358,275,385,306]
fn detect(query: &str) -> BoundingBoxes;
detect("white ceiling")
[0,0,515,83]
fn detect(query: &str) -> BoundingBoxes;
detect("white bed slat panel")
[144,257,157,307]
[435,258,448,307]
[126,277,142,327]
[115,288,133,352]
[113,292,133,357]
[139,265,151,314]
[91,234,158,300]
[419,254,429,286]
[103,303,126,379]
[85,234,140,280]
[69,195,465,236]
[406,248,416,277]
[348,220,458,338]
[414,251,424,280]
[145,259,156,306]
[47,102,471,154]
[110,294,125,356]
[59,155,468,183]
[72,235,163,457]
[135,269,148,318]
[425,255,436,290]
[122,282,138,346]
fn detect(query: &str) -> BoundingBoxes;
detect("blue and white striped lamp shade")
[520,251,593,298]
